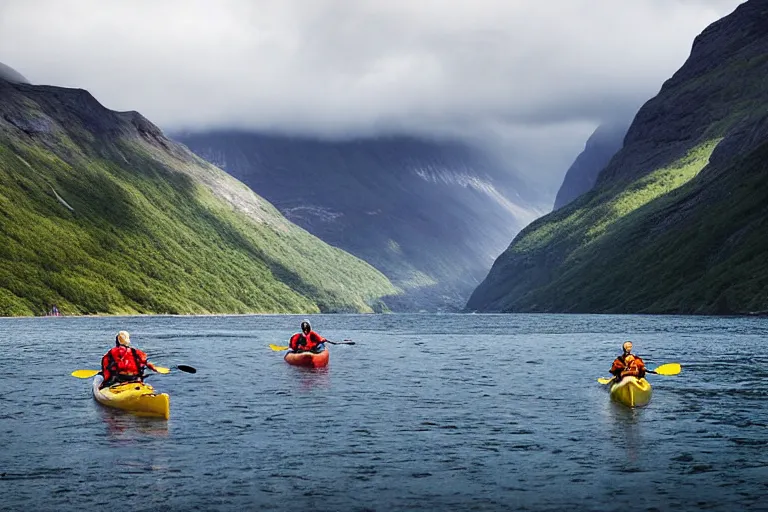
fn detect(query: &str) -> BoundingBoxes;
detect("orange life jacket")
[289,331,325,352]
[611,354,646,379]
[101,345,147,382]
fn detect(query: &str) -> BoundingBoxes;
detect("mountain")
[0,62,29,84]
[177,132,547,311]
[467,0,768,315]
[553,122,629,210]
[0,73,397,316]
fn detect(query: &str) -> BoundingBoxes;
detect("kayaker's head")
[115,330,131,347]
[622,341,633,355]
[301,320,311,334]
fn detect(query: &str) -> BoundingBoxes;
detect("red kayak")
[284,346,330,368]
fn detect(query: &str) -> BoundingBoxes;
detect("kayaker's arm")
[312,332,327,345]
[610,357,625,379]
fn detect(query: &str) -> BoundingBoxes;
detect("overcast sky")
[0,0,745,195]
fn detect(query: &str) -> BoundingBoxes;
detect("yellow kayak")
[609,376,652,408]
[92,375,170,419]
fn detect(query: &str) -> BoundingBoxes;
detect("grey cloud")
[0,0,745,192]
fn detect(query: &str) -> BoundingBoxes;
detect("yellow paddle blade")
[653,363,681,375]
[153,365,171,374]
[597,377,613,385]
[71,369,99,379]
[269,344,289,351]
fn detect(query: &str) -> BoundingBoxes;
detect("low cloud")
[0,0,744,191]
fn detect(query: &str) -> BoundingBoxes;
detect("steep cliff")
[468,1,768,314]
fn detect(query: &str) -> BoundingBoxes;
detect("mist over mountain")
[0,62,29,84]
[0,0,751,315]
[179,131,547,311]
[0,1,744,199]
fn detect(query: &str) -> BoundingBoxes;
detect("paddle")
[71,369,100,379]
[597,363,681,385]
[70,364,196,378]
[269,339,355,351]
[144,365,197,376]
[647,363,681,376]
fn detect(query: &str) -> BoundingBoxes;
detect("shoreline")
[3,310,767,319]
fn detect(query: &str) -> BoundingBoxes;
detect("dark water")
[1,314,767,511]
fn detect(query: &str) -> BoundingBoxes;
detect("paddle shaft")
[150,364,197,374]
[598,362,681,384]
[71,364,195,378]
[271,339,354,351]
[147,364,197,374]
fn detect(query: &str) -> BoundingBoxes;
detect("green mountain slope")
[467,0,768,315]
[0,77,397,316]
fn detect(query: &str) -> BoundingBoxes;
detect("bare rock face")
[0,62,30,84]
[597,0,768,186]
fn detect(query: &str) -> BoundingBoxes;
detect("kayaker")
[100,331,158,388]
[610,341,647,382]
[288,320,327,353]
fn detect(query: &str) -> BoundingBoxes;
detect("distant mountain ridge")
[553,122,629,210]
[468,0,768,315]
[0,75,397,315]
[0,62,29,84]
[178,132,547,311]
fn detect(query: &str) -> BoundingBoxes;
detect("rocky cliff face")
[467,0,768,315]
[553,122,628,210]
[178,132,547,311]
[0,77,396,315]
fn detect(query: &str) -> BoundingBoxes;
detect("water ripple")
[0,314,765,511]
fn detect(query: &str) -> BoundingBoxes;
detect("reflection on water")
[607,402,644,466]
[290,366,332,392]
[99,408,170,440]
